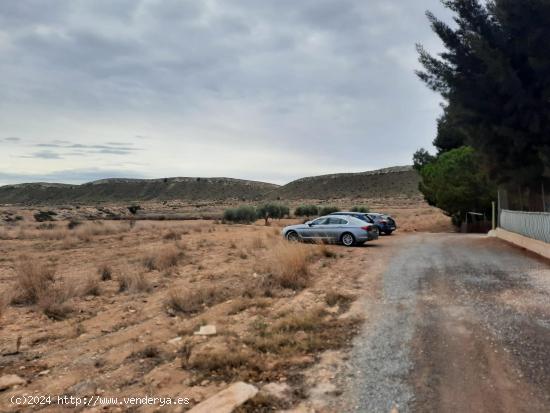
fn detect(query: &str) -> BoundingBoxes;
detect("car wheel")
[385,230,393,235]
[341,232,355,247]
[286,231,300,242]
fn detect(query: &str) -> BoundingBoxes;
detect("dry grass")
[97,263,113,281]
[142,246,183,271]
[249,235,266,250]
[163,229,181,240]
[118,271,151,293]
[184,343,263,382]
[325,290,354,311]
[246,307,359,356]
[264,243,315,290]
[317,243,337,258]
[80,275,101,296]
[37,287,74,320]
[166,285,231,315]
[11,258,56,305]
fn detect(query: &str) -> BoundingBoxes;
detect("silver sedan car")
[282,215,379,246]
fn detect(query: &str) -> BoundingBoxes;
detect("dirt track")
[338,233,550,413]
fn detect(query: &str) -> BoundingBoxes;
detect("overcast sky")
[0,0,451,186]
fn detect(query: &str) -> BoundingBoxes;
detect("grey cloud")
[0,0,452,183]
[23,150,63,159]
[33,141,141,156]
[2,137,21,142]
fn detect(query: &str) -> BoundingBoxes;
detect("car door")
[299,217,328,239]
[325,217,348,242]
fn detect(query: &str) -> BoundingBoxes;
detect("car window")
[327,217,347,225]
[311,218,328,225]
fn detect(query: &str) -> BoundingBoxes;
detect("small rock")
[168,337,183,345]
[200,379,210,386]
[38,369,50,376]
[67,380,98,396]
[261,382,290,399]
[0,374,26,391]
[194,325,217,336]
[187,382,258,413]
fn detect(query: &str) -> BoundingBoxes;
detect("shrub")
[223,206,257,224]
[166,286,231,315]
[80,276,101,296]
[38,288,74,320]
[351,205,370,213]
[319,206,340,215]
[67,219,82,230]
[127,205,141,215]
[294,205,319,217]
[118,272,151,293]
[142,246,183,271]
[11,259,56,305]
[256,203,289,225]
[97,264,112,281]
[265,243,314,290]
[33,211,57,222]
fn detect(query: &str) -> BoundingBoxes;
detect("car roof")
[329,211,368,215]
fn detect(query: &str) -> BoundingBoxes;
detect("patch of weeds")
[98,264,112,281]
[118,272,151,293]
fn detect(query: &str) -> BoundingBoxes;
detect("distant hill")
[0,177,278,205]
[0,166,421,205]
[268,166,420,200]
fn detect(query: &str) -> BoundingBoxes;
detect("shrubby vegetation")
[350,206,369,213]
[418,146,496,226]
[257,203,290,225]
[319,206,340,216]
[414,0,550,220]
[294,205,319,217]
[223,206,258,224]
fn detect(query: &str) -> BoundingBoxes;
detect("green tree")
[223,206,257,224]
[319,206,340,216]
[416,0,550,190]
[294,205,319,218]
[257,203,289,225]
[419,146,496,225]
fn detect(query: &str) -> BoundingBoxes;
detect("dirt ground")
[0,200,451,412]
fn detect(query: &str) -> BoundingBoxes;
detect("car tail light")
[361,225,373,231]
[380,220,387,224]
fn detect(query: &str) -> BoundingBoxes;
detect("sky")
[0,0,451,186]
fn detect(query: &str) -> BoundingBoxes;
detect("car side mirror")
[306,221,313,227]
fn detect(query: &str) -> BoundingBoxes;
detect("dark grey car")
[282,215,379,246]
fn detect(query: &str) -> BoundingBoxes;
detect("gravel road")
[337,233,550,413]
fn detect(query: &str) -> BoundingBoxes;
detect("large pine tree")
[417,0,550,190]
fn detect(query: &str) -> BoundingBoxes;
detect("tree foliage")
[350,205,370,213]
[417,0,550,188]
[319,206,340,216]
[294,205,319,217]
[257,203,289,225]
[419,146,496,225]
[223,206,257,224]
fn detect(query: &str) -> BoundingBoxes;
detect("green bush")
[256,203,289,225]
[294,205,319,217]
[351,206,369,213]
[223,206,258,224]
[319,206,340,215]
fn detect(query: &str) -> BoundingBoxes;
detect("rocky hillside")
[0,166,421,205]
[0,178,278,205]
[268,166,420,200]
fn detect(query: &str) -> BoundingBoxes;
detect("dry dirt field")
[0,201,451,412]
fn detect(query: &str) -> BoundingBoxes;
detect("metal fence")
[500,209,550,244]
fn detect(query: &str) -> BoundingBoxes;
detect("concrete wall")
[489,228,550,260]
